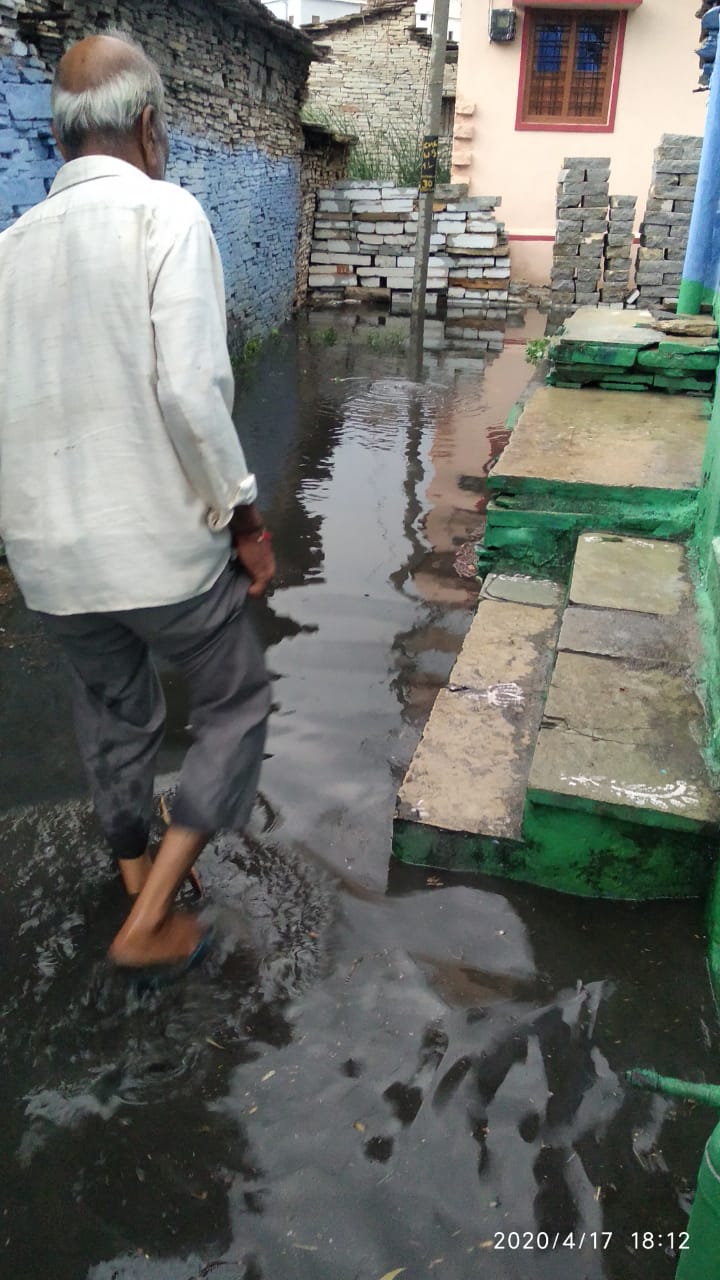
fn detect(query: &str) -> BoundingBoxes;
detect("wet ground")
[0,308,718,1280]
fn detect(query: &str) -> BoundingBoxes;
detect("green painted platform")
[482,386,710,573]
[394,536,720,899]
[548,306,719,396]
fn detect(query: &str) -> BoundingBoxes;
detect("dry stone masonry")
[305,1,456,174]
[635,134,701,313]
[0,0,325,343]
[551,157,610,314]
[308,181,510,342]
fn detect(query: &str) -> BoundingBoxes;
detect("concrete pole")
[408,0,452,376]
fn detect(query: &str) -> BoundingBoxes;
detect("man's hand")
[234,530,276,598]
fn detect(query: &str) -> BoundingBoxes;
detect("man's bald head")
[52,29,168,171]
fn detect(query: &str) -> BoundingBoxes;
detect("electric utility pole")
[408,0,452,376]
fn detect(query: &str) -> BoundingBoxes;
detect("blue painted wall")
[0,54,301,340]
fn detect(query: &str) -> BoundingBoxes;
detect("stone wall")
[305,1,457,170]
[0,0,318,343]
[296,122,352,306]
[308,180,510,340]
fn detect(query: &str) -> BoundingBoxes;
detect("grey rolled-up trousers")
[38,561,271,859]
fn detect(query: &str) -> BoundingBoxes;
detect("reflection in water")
[0,311,715,1280]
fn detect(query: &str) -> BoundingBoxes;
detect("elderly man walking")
[0,31,275,971]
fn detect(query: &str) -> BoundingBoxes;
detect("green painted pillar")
[677,279,704,317]
[676,1122,720,1280]
[626,1071,720,1280]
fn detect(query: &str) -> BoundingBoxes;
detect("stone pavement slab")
[559,604,701,668]
[528,652,720,828]
[480,574,565,608]
[396,597,561,840]
[569,533,693,615]
[490,387,708,492]
[557,307,660,347]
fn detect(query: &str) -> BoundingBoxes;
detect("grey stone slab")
[558,306,660,347]
[396,598,561,839]
[569,534,692,615]
[481,574,565,608]
[559,603,701,668]
[529,652,720,826]
[491,387,708,492]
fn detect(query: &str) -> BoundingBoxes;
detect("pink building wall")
[453,0,707,284]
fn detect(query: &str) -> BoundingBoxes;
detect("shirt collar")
[48,155,150,198]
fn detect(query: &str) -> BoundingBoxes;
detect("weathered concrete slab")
[396,598,561,839]
[480,573,565,608]
[529,652,720,828]
[569,533,693,615]
[490,387,708,492]
[559,603,702,668]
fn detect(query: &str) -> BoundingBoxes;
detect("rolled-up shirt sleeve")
[149,204,257,530]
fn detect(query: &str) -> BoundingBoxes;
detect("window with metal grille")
[520,9,620,126]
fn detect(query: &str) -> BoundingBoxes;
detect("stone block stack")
[636,134,702,313]
[600,196,636,304]
[308,181,509,329]
[446,207,511,337]
[551,157,610,315]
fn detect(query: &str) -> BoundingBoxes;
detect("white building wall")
[264,0,363,24]
[415,0,461,45]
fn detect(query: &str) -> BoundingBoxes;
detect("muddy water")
[0,311,717,1280]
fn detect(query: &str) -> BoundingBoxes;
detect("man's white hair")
[51,28,167,151]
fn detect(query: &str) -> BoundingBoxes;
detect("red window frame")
[515,8,627,132]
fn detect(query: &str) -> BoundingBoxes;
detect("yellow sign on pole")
[419,135,439,193]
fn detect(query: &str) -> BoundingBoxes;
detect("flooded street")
[0,309,717,1280]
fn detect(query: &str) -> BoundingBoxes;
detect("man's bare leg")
[118,852,153,897]
[118,849,203,900]
[109,825,209,967]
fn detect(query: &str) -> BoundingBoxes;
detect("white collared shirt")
[0,155,257,615]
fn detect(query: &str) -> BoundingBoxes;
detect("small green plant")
[301,105,451,186]
[316,326,338,346]
[230,331,275,379]
[367,329,407,352]
[243,336,263,361]
[525,337,551,366]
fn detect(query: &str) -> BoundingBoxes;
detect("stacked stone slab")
[308,181,509,325]
[551,157,610,315]
[636,134,702,312]
[601,196,636,304]
[546,306,718,397]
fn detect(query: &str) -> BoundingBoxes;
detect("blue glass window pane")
[535,24,564,74]
[576,24,605,74]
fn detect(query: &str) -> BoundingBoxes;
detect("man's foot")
[109,909,204,969]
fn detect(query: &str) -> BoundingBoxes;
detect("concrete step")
[394,533,720,901]
[525,533,720,899]
[483,386,710,573]
[393,575,563,871]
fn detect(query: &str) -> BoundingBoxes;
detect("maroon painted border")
[515,10,627,134]
[514,0,640,7]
